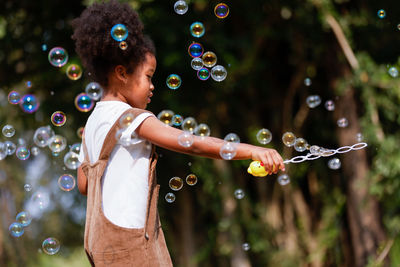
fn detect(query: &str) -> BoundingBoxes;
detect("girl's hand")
[251,147,285,174]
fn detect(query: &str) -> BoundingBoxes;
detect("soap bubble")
[48,135,67,153]
[33,126,55,147]
[8,91,21,104]
[24,183,32,192]
[32,191,50,210]
[119,41,128,50]
[172,114,183,126]
[157,110,175,125]
[234,189,245,199]
[165,192,176,203]
[309,145,321,155]
[191,57,203,70]
[16,146,30,160]
[306,95,321,108]
[190,22,205,38]
[256,128,272,145]
[4,141,16,155]
[294,138,307,152]
[328,158,341,170]
[188,42,204,58]
[211,65,227,82]
[174,0,188,15]
[111,24,128,41]
[169,177,183,191]
[119,112,134,128]
[2,125,15,137]
[242,243,251,251]
[166,74,182,90]
[277,174,290,186]
[51,111,66,127]
[398,24,400,31]
[58,174,76,191]
[31,146,40,156]
[66,64,82,80]
[388,67,398,78]
[324,100,335,111]
[9,222,24,237]
[194,123,210,137]
[42,44,47,51]
[356,132,364,142]
[75,93,94,112]
[337,117,348,128]
[85,82,103,101]
[214,3,229,19]
[42,237,60,255]
[202,51,217,68]
[224,133,240,143]
[20,94,39,113]
[48,47,68,67]
[77,127,84,139]
[304,78,312,86]
[186,174,198,186]
[16,211,32,227]
[64,152,81,170]
[219,142,237,160]
[377,9,386,19]
[197,67,210,80]
[181,117,197,133]
[0,143,7,160]
[26,81,32,88]
[178,131,194,147]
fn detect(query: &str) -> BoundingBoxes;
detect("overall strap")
[81,132,90,163]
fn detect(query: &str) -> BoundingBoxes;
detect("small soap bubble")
[4,141,16,155]
[16,211,32,227]
[224,133,240,143]
[66,64,82,80]
[75,93,94,112]
[191,58,203,70]
[48,135,67,153]
[234,189,245,199]
[306,95,321,108]
[16,146,30,160]
[202,51,217,68]
[42,44,47,51]
[2,125,15,137]
[337,117,348,128]
[165,192,176,203]
[0,143,7,160]
[42,237,60,255]
[31,146,40,156]
[388,67,399,78]
[119,112,134,128]
[111,24,128,42]
[172,114,183,126]
[211,65,227,82]
[58,174,76,191]
[242,243,251,251]
[77,127,84,139]
[214,3,229,19]
[188,42,204,58]
[178,131,194,147]
[51,111,66,127]
[166,74,182,90]
[328,158,341,170]
[304,78,312,86]
[324,100,335,111]
[48,47,68,67]
[8,91,21,104]
[219,142,237,160]
[294,138,307,152]
[26,81,32,88]
[277,174,290,186]
[197,67,210,80]
[282,132,296,147]
[174,0,188,15]
[85,82,103,101]
[356,133,364,142]
[69,143,81,154]
[64,152,81,170]
[256,128,272,145]
[9,222,24,237]
[169,177,183,191]
[157,110,175,125]
[181,117,197,133]
[24,183,32,192]
[398,24,400,31]
[186,174,198,186]
[194,123,210,137]
[119,41,128,50]
[309,145,321,155]
[377,9,386,19]
[33,126,55,147]
[190,22,205,38]
[20,94,39,113]
[33,191,50,210]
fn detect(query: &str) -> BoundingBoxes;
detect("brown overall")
[80,108,173,267]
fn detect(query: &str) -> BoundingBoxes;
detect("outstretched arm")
[136,116,285,173]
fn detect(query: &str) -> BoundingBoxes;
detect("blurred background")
[0,0,400,266]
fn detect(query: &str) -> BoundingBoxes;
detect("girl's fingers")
[265,153,274,172]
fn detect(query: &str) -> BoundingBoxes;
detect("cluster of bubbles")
[111,24,129,51]
[9,211,32,237]
[165,173,198,203]
[219,133,241,160]
[174,1,229,19]
[281,132,309,152]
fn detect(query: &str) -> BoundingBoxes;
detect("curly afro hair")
[71,0,155,87]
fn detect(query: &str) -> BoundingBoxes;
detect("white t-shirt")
[78,101,154,229]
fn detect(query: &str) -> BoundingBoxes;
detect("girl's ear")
[114,65,128,83]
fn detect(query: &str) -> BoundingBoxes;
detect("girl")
[72,1,285,266]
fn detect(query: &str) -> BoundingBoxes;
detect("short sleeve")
[119,111,155,143]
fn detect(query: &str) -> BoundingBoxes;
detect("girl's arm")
[136,116,285,173]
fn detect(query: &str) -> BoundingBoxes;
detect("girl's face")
[124,53,156,109]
